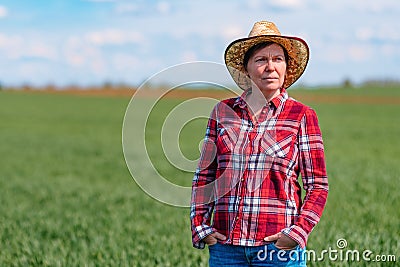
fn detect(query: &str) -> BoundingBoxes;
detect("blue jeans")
[208,243,306,266]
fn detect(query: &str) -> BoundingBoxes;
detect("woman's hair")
[243,41,289,70]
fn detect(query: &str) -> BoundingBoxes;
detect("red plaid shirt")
[190,88,328,249]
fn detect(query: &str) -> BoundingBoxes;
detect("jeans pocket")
[208,242,219,249]
[268,243,305,265]
[270,242,299,251]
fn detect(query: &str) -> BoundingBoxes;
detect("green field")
[1,87,399,266]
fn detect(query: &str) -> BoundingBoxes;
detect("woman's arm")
[190,105,219,249]
[281,107,329,248]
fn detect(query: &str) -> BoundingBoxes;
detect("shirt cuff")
[281,225,309,249]
[192,224,214,249]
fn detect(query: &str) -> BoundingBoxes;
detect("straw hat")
[224,21,309,90]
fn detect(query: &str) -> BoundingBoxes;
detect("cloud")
[246,0,302,10]
[85,0,116,2]
[0,5,8,18]
[348,45,372,62]
[246,0,262,9]
[27,42,58,61]
[85,29,146,46]
[156,1,170,15]
[113,1,172,16]
[180,51,197,62]
[356,27,373,41]
[18,62,54,82]
[314,42,373,64]
[0,33,58,61]
[316,0,400,13]
[352,0,400,13]
[0,33,21,50]
[381,44,400,57]
[221,26,246,42]
[114,3,139,14]
[67,47,106,75]
[111,53,140,71]
[269,0,302,9]
[356,24,400,43]
[64,36,100,67]
[63,34,143,79]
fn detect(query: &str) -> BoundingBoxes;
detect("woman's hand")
[264,232,298,250]
[203,232,227,246]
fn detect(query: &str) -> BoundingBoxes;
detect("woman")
[190,21,328,266]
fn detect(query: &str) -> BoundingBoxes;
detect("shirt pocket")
[216,127,239,154]
[260,130,295,159]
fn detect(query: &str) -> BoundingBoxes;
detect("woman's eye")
[255,58,266,62]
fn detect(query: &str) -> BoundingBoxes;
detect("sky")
[0,0,399,87]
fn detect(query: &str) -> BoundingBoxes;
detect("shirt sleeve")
[281,107,329,248]
[190,105,219,249]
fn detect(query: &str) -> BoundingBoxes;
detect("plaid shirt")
[190,88,328,249]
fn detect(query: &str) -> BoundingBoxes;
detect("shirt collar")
[233,89,250,109]
[233,88,288,109]
[270,88,288,108]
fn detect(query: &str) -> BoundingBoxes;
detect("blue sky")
[0,0,399,87]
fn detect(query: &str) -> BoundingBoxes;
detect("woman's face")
[245,43,287,93]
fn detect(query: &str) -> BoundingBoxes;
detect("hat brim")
[224,35,309,90]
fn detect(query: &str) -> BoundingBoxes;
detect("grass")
[0,87,399,266]
[292,84,400,97]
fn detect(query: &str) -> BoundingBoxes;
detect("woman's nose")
[265,59,275,71]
